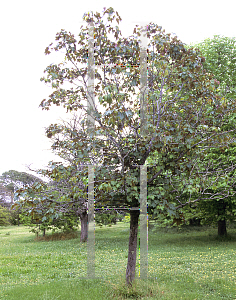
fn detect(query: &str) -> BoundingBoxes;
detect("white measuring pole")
[87,22,95,279]
[139,22,148,280]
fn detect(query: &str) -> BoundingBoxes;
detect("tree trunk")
[43,228,46,237]
[79,209,88,243]
[126,209,140,286]
[218,219,227,237]
[217,201,227,237]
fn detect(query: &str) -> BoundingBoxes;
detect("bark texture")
[126,209,140,286]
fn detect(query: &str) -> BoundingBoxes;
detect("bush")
[8,208,20,225]
[19,211,33,226]
[95,210,118,227]
[122,214,130,223]
[52,214,79,233]
[117,212,124,222]
[35,230,78,241]
[27,213,80,237]
[18,205,80,237]
[0,205,10,226]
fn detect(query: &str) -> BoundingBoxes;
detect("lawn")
[0,222,236,299]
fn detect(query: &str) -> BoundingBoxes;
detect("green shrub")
[117,213,124,221]
[122,214,130,223]
[0,205,10,226]
[19,212,33,226]
[18,206,80,237]
[95,210,118,227]
[8,207,20,225]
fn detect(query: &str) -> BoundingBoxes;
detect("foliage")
[0,170,44,191]
[13,6,236,285]
[19,211,33,226]
[122,214,130,223]
[11,162,84,236]
[190,144,236,228]
[95,210,119,227]
[0,205,10,226]
[17,194,80,236]
[187,35,236,100]
[0,170,45,205]
[37,7,236,219]
[148,35,236,231]
[0,183,12,203]
[173,35,236,233]
[8,208,20,226]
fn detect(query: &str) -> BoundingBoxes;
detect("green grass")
[0,223,236,299]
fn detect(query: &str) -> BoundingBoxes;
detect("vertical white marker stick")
[87,21,95,279]
[139,22,148,280]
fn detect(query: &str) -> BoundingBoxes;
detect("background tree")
[14,164,83,238]
[0,171,45,226]
[147,36,236,236]
[16,7,236,286]
[147,117,236,237]
[0,183,20,225]
[187,35,236,100]
[176,35,236,237]
[43,111,113,242]
[0,170,44,202]
[0,183,12,205]
[15,113,128,241]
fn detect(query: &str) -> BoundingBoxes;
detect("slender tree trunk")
[43,228,46,237]
[126,210,140,286]
[218,219,227,237]
[79,209,88,242]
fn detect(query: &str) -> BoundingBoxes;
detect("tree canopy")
[0,170,44,203]
[176,35,236,236]
[187,35,236,101]
[14,7,236,285]
[0,170,44,190]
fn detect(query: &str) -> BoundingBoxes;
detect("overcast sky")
[0,0,235,178]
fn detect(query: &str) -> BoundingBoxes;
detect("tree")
[187,35,236,100]
[148,36,236,236]
[181,140,236,237]
[44,113,101,242]
[43,161,90,242]
[0,183,12,205]
[0,170,46,226]
[43,112,109,242]
[0,170,44,201]
[16,7,236,286]
[13,164,84,238]
[177,35,236,236]
[33,112,128,241]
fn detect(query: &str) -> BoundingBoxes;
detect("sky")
[0,0,235,180]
